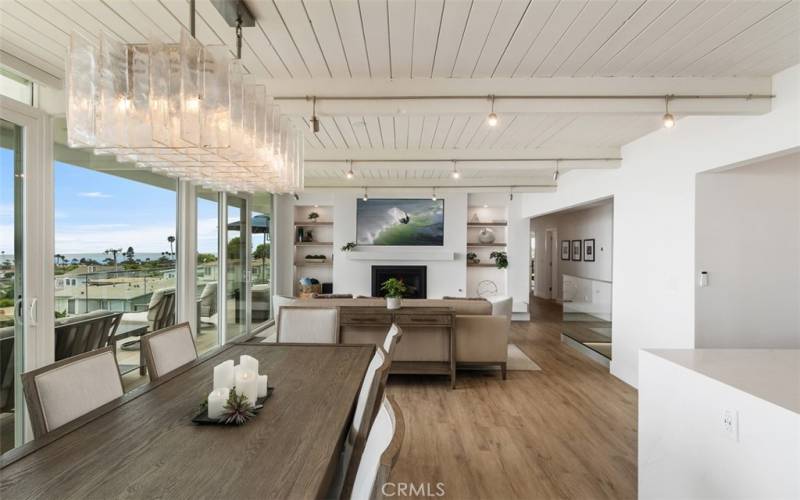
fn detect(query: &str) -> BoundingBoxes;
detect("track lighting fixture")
[509,187,513,201]
[345,160,354,179]
[310,96,320,133]
[362,187,368,202]
[553,160,560,182]
[487,95,498,127]
[663,95,675,128]
[451,161,460,179]
[432,187,437,201]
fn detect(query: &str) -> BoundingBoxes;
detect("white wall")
[695,153,800,348]
[510,64,800,387]
[639,350,800,499]
[531,200,613,301]
[282,190,469,298]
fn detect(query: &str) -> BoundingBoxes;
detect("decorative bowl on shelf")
[478,228,496,244]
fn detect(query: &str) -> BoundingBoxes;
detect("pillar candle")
[235,369,258,407]
[213,360,234,390]
[240,354,259,374]
[257,375,268,398]
[207,388,229,420]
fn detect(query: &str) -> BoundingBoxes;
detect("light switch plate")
[723,409,739,442]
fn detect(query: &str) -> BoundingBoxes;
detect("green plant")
[220,388,255,425]
[466,252,477,261]
[307,211,320,221]
[380,278,407,298]
[341,242,357,252]
[305,254,326,259]
[490,251,508,269]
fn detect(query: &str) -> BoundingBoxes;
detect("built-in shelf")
[467,243,507,247]
[294,242,333,246]
[294,261,332,266]
[294,221,333,226]
[467,222,507,227]
[467,263,502,268]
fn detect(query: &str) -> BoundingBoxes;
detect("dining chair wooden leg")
[501,362,507,380]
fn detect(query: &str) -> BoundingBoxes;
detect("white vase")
[386,297,401,310]
[478,228,496,244]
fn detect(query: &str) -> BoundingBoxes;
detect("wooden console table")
[339,306,456,388]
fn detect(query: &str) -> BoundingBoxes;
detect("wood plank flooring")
[386,298,637,499]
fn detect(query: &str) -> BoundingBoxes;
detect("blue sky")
[1,148,222,255]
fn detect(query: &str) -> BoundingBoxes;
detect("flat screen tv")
[356,198,445,246]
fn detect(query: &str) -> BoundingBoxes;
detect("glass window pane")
[53,118,177,392]
[1,119,23,454]
[251,193,272,326]
[225,197,246,341]
[196,188,219,353]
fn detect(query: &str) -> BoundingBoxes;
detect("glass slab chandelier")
[66,28,303,194]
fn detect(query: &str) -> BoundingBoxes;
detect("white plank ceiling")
[2,0,798,188]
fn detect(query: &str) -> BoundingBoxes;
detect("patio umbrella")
[227,215,271,280]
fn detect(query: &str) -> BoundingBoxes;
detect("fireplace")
[371,265,427,299]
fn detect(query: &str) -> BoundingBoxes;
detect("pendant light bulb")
[451,161,460,179]
[346,161,354,179]
[487,95,498,127]
[362,187,368,202]
[662,95,675,128]
[432,187,437,201]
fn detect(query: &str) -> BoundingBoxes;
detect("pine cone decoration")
[220,388,255,425]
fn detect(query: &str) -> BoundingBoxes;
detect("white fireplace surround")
[345,249,455,261]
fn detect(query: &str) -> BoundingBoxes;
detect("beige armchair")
[455,296,512,379]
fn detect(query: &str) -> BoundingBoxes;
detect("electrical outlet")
[722,409,739,442]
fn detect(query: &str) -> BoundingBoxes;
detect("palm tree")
[167,236,176,260]
[125,246,135,262]
[105,248,122,272]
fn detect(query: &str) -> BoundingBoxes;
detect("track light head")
[432,188,437,201]
[487,112,498,127]
[346,170,354,179]
[362,188,368,202]
[310,115,320,133]
[553,170,559,182]
[345,160,355,179]
[451,161,460,179]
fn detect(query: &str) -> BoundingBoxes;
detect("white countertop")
[644,349,800,415]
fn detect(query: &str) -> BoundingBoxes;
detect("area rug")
[506,344,542,371]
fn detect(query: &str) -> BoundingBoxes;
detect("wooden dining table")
[0,343,374,499]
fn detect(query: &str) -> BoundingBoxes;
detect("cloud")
[55,223,174,254]
[78,192,112,198]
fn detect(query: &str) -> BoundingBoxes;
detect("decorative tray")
[192,387,274,425]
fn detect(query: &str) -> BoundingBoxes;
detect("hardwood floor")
[386,298,637,499]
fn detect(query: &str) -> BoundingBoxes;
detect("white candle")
[235,369,258,407]
[207,388,229,420]
[240,354,259,374]
[234,364,242,379]
[213,360,234,390]
[257,375,268,398]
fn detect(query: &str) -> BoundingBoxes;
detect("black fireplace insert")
[371,265,427,298]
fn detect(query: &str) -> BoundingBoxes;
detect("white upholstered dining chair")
[141,322,198,380]
[382,324,403,359]
[21,346,124,437]
[276,306,339,343]
[348,395,405,500]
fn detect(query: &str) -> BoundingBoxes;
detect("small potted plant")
[466,252,479,265]
[307,211,320,223]
[380,278,407,310]
[304,253,327,263]
[490,251,508,269]
[341,242,357,252]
